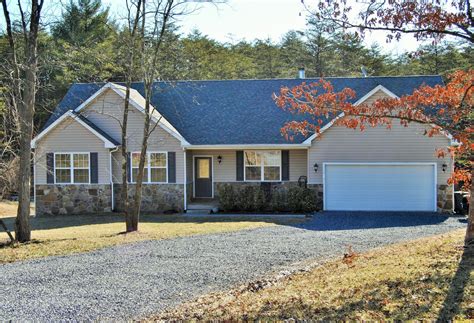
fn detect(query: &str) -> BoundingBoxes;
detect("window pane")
[197,159,210,179]
[132,168,148,183]
[263,151,280,166]
[264,166,280,181]
[244,151,261,166]
[150,168,166,182]
[132,153,146,167]
[150,153,166,167]
[55,154,70,168]
[245,166,261,180]
[56,169,71,183]
[74,169,89,183]
[73,154,89,168]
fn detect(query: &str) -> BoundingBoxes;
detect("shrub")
[288,186,317,213]
[254,186,267,212]
[238,186,255,211]
[270,189,288,212]
[300,188,317,212]
[217,184,236,211]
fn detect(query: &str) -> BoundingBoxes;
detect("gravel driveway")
[0,212,465,320]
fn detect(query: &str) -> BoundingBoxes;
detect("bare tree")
[121,0,201,232]
[120,0,145,232]
[1,0,45,242]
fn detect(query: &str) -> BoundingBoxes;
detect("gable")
[31,111,118,149]
[357,89,392,105]
[81,88,184,150]
[36,117,110,148]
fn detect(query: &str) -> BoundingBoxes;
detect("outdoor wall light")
[442,163,447,172]
[313,163,319,173]
[217,155,223,164]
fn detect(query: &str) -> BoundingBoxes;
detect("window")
[244,150,281,181]
[131,152,167,183]
[54,153,90,184]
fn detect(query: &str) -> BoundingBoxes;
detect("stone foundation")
[114,184,184,213]
[437,184,454,213]
[35,184,112,216]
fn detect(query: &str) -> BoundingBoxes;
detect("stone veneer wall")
[114,184,184,213]
[36,184,112,216]
[437,184,454,213]
[214,182,324,211]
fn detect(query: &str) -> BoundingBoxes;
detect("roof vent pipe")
[361,66,368,77]
[298,67,305,79]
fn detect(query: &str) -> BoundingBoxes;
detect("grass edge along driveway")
[0,212,300,264]
[155,229,473,321]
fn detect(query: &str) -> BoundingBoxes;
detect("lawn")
[156,229,473,321]
[0,200,34,218]
[0,201,298,264]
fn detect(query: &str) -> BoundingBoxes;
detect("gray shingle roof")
[74,112,121,146]
[44,75,443,145]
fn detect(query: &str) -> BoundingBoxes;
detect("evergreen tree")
[52,0,113,46]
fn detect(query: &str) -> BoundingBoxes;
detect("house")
[31,75,455,216]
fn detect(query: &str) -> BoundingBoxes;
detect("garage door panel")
[324,164,435,211]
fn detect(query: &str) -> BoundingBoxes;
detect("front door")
[194,157,212,198]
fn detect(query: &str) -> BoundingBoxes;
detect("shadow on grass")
[0,213,305,232]
[246,269,470,321]
[437,244,474,321]
[0,212,457,234]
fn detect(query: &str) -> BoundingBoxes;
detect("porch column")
[183,149,187,211]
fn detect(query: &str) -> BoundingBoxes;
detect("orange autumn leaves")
[274,69,473,187]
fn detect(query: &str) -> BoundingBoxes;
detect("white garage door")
[324,163,436,211]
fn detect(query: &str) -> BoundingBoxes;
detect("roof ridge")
[69,74,442,86]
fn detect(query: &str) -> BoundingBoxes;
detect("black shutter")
[90,152,98,183]
[281,150,289,181]
[168,152,176,183]
[236,151,244,181]
[46,153,54,184]
[127,152,131,183]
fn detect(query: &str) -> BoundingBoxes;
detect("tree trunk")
[122,86,131,232]
[15,68,36,242]
[465,180,474,246]
[15,7,40,241]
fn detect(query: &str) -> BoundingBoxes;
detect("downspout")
[183,149,187,212]
[109,147,119,211]
[33,149,36,217]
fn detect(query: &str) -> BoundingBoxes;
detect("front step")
[186,202,219,214]
[186,208,214,215]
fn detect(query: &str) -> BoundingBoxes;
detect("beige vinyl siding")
[83,89,185,184]
[289,149,308,181]
[360,89,391,105]
[308,122,453,185]
[35,118,110,184]
[186,149,307,183]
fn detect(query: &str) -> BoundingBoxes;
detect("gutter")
[181,143,311,150]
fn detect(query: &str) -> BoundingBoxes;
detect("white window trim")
[244,150,282,182]
[54,152,91,185]
[130,151,168,184]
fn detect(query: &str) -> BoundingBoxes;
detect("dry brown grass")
[0,200,34,218]
[156,229,473,321]
[0,208,300,263]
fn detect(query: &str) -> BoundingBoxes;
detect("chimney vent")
[298,67,305,79]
